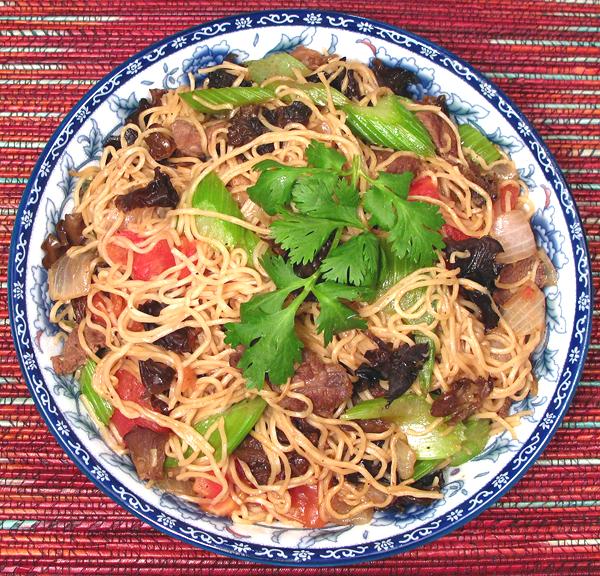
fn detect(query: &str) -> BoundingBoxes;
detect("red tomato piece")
[176,236,197,279]
[193,476,239,516]
[106,231,176,281]
[442,224,470,241]
[110,369,167,436]
[193,476,223,500]
[288,484,326,528]
[408,176,440,200]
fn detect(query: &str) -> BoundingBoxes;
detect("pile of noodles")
[49,55,542,526]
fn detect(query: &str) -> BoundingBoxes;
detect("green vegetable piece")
[225,287,306,388]
[321,232,380,287]
[413,459,444,481]
[248,53,310,84]
[449,418,491,466]
[364,171,445,268]
[414,334,435,393]
[164,396,267,468]
[458,123,502,165]
[312,281,368,345]
[342,95,435,157]
[377,238,419,295]
[342,393,465,460]
[79,359,113,426]
[285,81,350,108]
[180,86,276,114]
[270,212,341,265]
[305,140,347,171]
[192,171,259,257]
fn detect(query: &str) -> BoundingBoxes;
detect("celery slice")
[248,53,310,84]
[458,123,502,165]
[343,95,435,157]
[79,359,113,425]
[180,86,276,113]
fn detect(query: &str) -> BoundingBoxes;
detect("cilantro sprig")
[226,140,445,389]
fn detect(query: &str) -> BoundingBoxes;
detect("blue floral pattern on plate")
[7,10,592,567]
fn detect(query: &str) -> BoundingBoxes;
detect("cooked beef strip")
[171,119,204,157]
[279,351,353,418]
[290,46,329,70]
[374,149,424,176]
[460,155,498,205]
[415,109,459,158]
[421,94,449,116]
[430,376,494,423]
[51,324,105,375]
[124,426,168,481]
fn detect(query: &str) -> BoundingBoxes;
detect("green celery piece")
[377,238,419,296]
[449,418,491,466]
[192,171,258,258]
[286,81,350,108]
[342,95,435,157]
[415,334,435,393]
[180,86,276,113]
[413,459,444,481]
[248,53,310,84]
[79,359,113,425]
[164,396,267,468]
[458,124,502,165]
[343,393,465,460]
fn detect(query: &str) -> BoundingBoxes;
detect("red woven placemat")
[1,1,599,574]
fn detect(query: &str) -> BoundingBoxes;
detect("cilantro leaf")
[312,281,367,344]
[224,301,303,388]
[260,253,305,290]
[320,232,380,287]
[306,140,346,171]
[364,176,444,268]
[291,176,363,228]
[334,178,359,208]
[371,170,413,199]
[270,212,341,265]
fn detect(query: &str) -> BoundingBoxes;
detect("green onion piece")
[449,418,491,466]
[164,397,267,468]
[79,359,113,426]
[413,459,444,481]
[458,123,502,165]
[343,393,465,460]
[192,171,259,258]
[342,95,435,157]
[248,53,310,84]
[180,86,276,113]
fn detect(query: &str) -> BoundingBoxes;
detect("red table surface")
[1,1,599,574]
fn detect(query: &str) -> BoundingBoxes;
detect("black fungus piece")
[353,364,387,399]
[306,60,361,100]
[371,58,419,98]
[392,470,445,510]
[138,300,197,354]
[364,336,429,402]
[41,212,86,269]
[291,417,320,446]
[207,68,251,88]
[72,296,87,323]
[115,167,179,212]
[421,94,450,116]
[228,106,269,149]
[292,233,335,278]
[149,88,167,106]
[150,395,170,415]
[138,300,166,329]
[461,287,500,331]
[444,236,504,292]
[139,359,175,395]
[263,101,312,128]
[125,97,153,127]
[431,376,494,423]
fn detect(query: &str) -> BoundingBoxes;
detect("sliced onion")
[48,250,96,301]
[395,440,417,480]
[537,248,558,287]
[492,210,537,264]
[490,161,517,181]
[501,281,546,336]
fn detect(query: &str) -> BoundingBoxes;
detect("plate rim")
[8,8,593,567]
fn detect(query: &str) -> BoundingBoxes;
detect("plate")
[8,9,592,566]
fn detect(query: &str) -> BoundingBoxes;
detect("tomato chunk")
[106,231,176,281]
[110,369,167,437]
[442,224,470,241]
[287,484,326,528]
[409,176,440,200]
[193,475,238,516]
